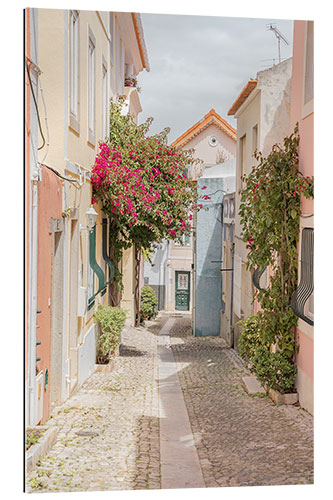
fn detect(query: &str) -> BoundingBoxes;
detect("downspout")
[28,169,40,426]
[230,240,235,348]
[62,9,69,400]
[27,7,41,427]
[164,240,170,310]
[192,210,197,336]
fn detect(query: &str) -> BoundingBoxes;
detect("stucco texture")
[195,177,224,336]
[37,166,63,422]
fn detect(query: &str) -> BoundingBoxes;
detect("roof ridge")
[171,109,236,148]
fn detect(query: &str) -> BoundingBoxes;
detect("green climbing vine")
[238,125,314,393]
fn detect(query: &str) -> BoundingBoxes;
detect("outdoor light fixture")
[86,206,98,231]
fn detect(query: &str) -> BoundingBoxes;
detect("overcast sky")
[137,14,293,143]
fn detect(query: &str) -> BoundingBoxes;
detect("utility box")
[77,286,87,317]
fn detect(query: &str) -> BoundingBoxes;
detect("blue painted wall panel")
[195,177,223,336]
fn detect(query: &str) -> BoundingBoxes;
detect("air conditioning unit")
[77,286,87,317]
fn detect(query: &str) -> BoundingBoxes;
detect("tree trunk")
[134,244,141,327]
[109,219,121,307]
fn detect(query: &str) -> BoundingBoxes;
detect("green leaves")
[238,126,314,391]
[94,305,126,363]
[140,286,158,320]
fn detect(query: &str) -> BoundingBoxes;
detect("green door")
[175,271,190,310]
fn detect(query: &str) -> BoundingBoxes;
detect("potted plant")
[94,304,126,372]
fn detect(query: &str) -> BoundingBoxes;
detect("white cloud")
[138,13,293,142]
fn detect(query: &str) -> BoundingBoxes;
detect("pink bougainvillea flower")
[201,186,207,190]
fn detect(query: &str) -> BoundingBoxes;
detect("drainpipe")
[28,168,41,426]
[230,240,235,348]
[62,10,69,401]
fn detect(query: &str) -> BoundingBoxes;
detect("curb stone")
[26,426,57,474]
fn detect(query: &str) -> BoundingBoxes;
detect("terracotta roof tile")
[171,108,237,148]
[227,80,257,116]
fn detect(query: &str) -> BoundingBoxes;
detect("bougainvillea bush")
[238,126,313,393]
[91,98,201,250]
[91,97,202,324]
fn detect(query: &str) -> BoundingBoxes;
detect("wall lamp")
[86,206,98,231]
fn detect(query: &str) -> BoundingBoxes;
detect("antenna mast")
[267,23,289,64]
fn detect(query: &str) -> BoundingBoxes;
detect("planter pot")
[95,345,119,373]
[267,387,298,406]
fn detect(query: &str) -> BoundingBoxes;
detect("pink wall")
[290,20,314,403]
[296,328,314,380]
[37,166,63,422]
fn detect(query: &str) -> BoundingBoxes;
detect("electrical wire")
[37,72,50,164]
[25,58,46,151]
[42,163,81,185]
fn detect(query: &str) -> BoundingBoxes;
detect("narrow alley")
[26,313,313,492]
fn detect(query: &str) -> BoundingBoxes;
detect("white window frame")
[69,10,80,131]
[109,12,114,66]
[88,29,96,145]
[102,61,107,139]
[174,233,191,247]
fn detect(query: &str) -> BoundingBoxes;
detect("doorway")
[175,271,190,311]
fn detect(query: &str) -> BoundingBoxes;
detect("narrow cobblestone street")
[26,313,313,493]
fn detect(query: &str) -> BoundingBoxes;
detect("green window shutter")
[88,225,105,309]
[102,218,115,284]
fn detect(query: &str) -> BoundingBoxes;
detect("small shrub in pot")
[94,304,126,364]
[140,285,158,320]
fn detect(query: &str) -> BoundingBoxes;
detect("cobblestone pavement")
[166,314,314,488]
[26,312,314,493]
[26,322,160,493]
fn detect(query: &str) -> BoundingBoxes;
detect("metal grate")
[290,228,314,326]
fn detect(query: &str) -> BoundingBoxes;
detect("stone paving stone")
[166,314,314,488]
[25,321,161,493]
[26,312,314,493]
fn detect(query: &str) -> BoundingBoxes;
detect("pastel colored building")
[289,20,314,415]
[193,161,235,337]
[25,8,149,426]
[220,190,236,346]
[228,58,293,350]
[144,109,236,313]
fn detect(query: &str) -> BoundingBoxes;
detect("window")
[88,30,96,144]
[174,234,191,247]
[109,13,114,65]
[290,228,314,325]
[252,124,258,153]
[102,62,107,139]
[240,134,246,185]
[302,21,314,118]
[304,21,314,106]
[70,10,79,128]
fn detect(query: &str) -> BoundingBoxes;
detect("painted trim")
[96,11,111,42]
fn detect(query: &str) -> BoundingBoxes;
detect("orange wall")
[37,166,63,422]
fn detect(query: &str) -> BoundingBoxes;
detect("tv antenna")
[267,23,289,64]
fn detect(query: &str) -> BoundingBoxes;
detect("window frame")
[240,134,247,186]
[102,58,108,139]
[69,10,80,133]
[302,20,314,119]
[88,28,96,146]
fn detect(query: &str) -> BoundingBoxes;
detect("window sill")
[69,114,80,135]
[88,130,96,149]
